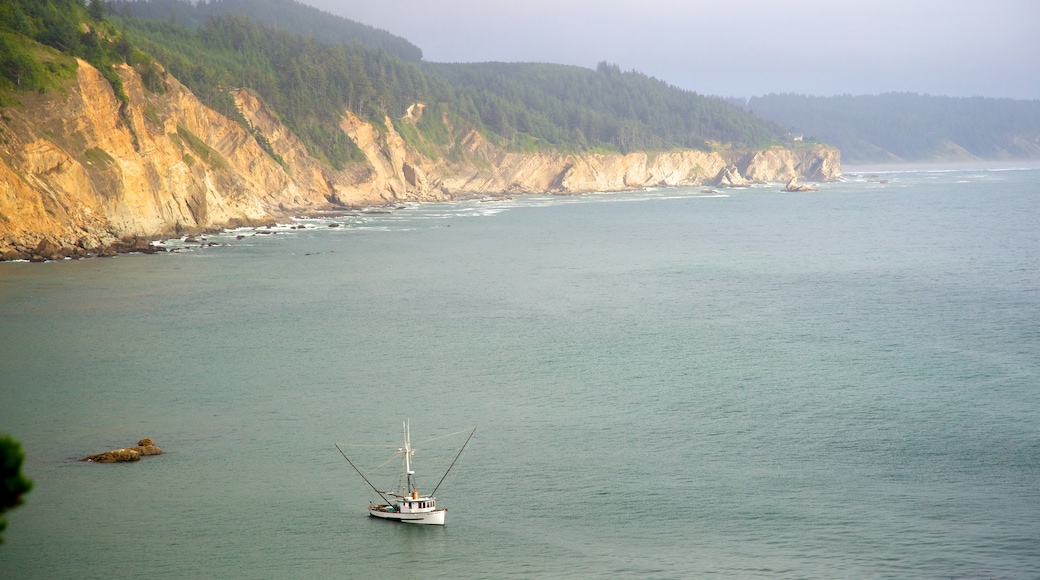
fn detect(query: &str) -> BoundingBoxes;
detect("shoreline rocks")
[81,437,164,463]
[1,235,166,263]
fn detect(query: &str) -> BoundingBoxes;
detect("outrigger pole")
[336,443,392,504]
[431,427,477,496]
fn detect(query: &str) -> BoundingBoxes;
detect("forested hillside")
[102,0,787,160]
[110,0,423,62]
[1,0,789,172]
[428,61,784,153]
[749,93,1040,163]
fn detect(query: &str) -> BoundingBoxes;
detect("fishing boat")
[337,421,475,526]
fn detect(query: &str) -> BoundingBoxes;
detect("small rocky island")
[783,177,819,192]
[81,437,164,463]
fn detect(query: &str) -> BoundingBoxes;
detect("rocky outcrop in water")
[783,177,818,192]
[0,59,842,261]
[131,437,164,456]
[710,165,750,188]
[81,438,164,463]
[82,448,141,463]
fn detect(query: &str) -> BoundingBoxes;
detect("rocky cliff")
[0,60,841,261]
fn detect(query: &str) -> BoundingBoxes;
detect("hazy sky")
[299,0,1039,99]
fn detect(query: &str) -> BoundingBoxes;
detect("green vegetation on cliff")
[0,0,131,99]
[114,13,412,168]
[0,0,175,112]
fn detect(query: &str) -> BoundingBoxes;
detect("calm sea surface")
[1,169,1038,578]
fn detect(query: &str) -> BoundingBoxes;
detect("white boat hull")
[369,504,446,525]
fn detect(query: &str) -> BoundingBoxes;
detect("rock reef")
[0,59,842,261]
[81,438,164,463]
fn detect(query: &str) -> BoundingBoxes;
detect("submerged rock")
[82,448,140,463]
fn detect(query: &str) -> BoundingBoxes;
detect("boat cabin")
[401,498,435,512]
[394,489,436,513]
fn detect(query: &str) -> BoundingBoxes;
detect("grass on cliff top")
[0,32,78,98]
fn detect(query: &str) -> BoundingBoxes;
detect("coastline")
[0,60,840,263]
[0,183,779,263]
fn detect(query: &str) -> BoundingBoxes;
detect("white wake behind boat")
[337,421,475,526]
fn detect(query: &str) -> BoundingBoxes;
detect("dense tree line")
[109,0,423,62]
[431,61,783,152]
[749,93,1040,162]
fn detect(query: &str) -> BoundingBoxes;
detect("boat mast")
[402,420,415,495]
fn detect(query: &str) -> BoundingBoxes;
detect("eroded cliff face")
[736,147,843,184]
[0,60,841,261]
[0,59,305,259]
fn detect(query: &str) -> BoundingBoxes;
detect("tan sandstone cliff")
[0,60,841,261]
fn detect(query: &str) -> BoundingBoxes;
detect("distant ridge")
[749,93,1040,164]
[111,0,424,62]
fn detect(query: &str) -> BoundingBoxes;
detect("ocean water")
[1,168,1038,579]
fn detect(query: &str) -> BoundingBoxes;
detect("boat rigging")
[336,421,476,525]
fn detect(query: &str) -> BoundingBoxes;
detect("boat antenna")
[431,426,476,496]
[335,443,392,505]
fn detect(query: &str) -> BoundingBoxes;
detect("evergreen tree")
[0,435,33,545]
[88,0,105,22]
